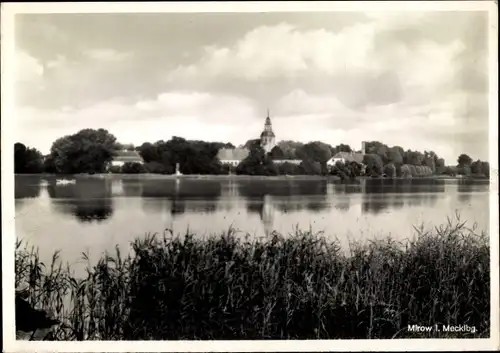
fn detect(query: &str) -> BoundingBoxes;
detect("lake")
[15,175,490,271]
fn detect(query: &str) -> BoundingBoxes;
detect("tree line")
[14,128,489,179]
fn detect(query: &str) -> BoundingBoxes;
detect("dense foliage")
[45,129,119,174]
[15,217,489,340]
[14,143,44,173]
[14,129,489,178]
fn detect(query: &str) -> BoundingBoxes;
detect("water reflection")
[360,179,442,215]
[47,179,113,223]
[14,176,490,237]
[457,180,488,204]
[140,179,221,215]
[15,177,42,199]
[238,180,330,214]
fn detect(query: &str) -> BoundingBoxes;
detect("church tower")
[260,109,276,153]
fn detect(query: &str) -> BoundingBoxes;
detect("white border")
[1,1,499,352]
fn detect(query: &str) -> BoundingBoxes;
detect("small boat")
[56,179,76,185]
[39,179,49,187]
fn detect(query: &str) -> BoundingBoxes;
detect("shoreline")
[15,173,489,181]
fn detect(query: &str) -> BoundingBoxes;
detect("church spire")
[264,110,272,130]
[260,108,276,153]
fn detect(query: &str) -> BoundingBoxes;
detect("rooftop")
[260,130,276,138]
[332,152,365,164]
[112,150,144,162]
[217,148,250,161]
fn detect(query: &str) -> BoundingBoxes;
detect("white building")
[109,150,144,168]
[326,142,366,167]
[217,148,250,167]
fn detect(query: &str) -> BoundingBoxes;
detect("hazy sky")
[14,11,490,163]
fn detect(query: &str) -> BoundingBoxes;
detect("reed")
[15,215,490,340]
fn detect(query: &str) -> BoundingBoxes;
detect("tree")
[269,146,285,159]
[481,161,490,178]
[144,161,167,174]
[236,144,266,175]
[457,154,473,167]
[331,144,352,154]
[391,146,405,158]
[383,163,396,178]
[471,160,482,175]
[138,142,160,163]
[423,156,436,173]
[43,154,57,173]
[435,158,445,174]
[387,148,403,166]
[347,161,363,178]
[14,142,44,173]
[277,162,301,175]
[331,161,349,180]
[401,164,412,178]
[443,166,457,176]
[108,165,121,173]
[14,143,27,173]
[299,141,333,164]
[277,140,304,159]
[150,137,224,175]
[122,162,145,174]
[363,154,383,177]
[470,159,489,178]
[457,165,471,176]
[405,150,424,166]
[48,129,119,174]
[408,164,417,177]
[300,159,322,175]
[331,161,361,180]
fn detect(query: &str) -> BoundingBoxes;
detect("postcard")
[2,1,498,352]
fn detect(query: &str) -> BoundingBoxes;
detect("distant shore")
[15,173,490,181]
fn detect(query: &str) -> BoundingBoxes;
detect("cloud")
[16,91,258,154]
[13,12,490,164]
[16,86,488,163]
[16,51,44,83]
[167,19,463,82]
[84,48,132,62]
[167,22,379,81]
[270,87,488,163]
[45,54,67,69]
[166,16,471,114]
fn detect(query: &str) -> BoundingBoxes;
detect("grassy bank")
[15,218,489,340]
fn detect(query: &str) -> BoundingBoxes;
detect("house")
[327,151,365,167]
[326,142,367,167]
[217,148,250,167]
[109,150,144,168]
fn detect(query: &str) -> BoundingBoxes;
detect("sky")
[14,10,491,163]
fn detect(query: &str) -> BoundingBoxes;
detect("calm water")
[15,175,489,269]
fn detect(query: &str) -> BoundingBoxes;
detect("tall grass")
[15,215,490,340]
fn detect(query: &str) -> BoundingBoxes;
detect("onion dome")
[260,130,275,138]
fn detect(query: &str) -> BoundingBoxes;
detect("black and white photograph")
[2,1,498,351]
